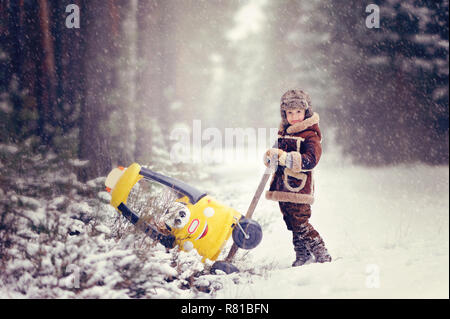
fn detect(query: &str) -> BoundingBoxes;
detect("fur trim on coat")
[266,112,321,205]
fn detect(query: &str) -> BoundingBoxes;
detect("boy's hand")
[264,148,287,168]
[285,153,293,169]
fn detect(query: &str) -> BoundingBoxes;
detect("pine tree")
[326,0,449,165]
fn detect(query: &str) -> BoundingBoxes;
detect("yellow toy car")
[105,163,263,273]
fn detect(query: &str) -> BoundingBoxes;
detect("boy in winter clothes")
[264,89,332,267]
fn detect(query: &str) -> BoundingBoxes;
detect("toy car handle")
[225,154,276,262]
[140,167,207,204]
[117,202,175,248]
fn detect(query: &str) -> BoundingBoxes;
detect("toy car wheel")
[232,218,262,250]
[211,261,239,274]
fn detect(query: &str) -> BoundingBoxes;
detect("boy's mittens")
[285,153,293,169]
[286,152,303,172]
[264,148,287,167]
[278,151,288,166]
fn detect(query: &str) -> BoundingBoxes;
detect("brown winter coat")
[265,112,322,205]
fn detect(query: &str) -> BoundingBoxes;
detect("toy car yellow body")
[173,195,242,261]
[105,163,262,264]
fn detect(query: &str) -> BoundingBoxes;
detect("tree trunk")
[110,0,138,166]
[78,1,118,180]
[37,0,56,144]
[134,0,156,162]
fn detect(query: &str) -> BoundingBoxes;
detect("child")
[263,89,332,267]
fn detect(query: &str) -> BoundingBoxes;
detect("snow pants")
[278,202,316,233]
[278,202,327,250]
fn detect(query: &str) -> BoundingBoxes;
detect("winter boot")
[297,223,332,263]
[291,231,313,267]
[305,236,332,263]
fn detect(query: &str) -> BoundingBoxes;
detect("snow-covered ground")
[194,147,449,299]
[1,146,447,299]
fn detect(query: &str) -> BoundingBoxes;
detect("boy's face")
[286,109,306,125]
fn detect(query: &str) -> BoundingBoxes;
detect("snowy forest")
[0,0,448,299]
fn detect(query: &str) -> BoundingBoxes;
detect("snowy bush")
[0,142,273,298]
[0,143,218,298]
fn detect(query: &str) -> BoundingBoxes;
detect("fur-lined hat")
[280,89,313,130]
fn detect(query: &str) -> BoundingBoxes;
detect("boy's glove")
[285,152,293,169]
[263,149,303,172]
[263,148,287,167]
[285,152,303,172]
